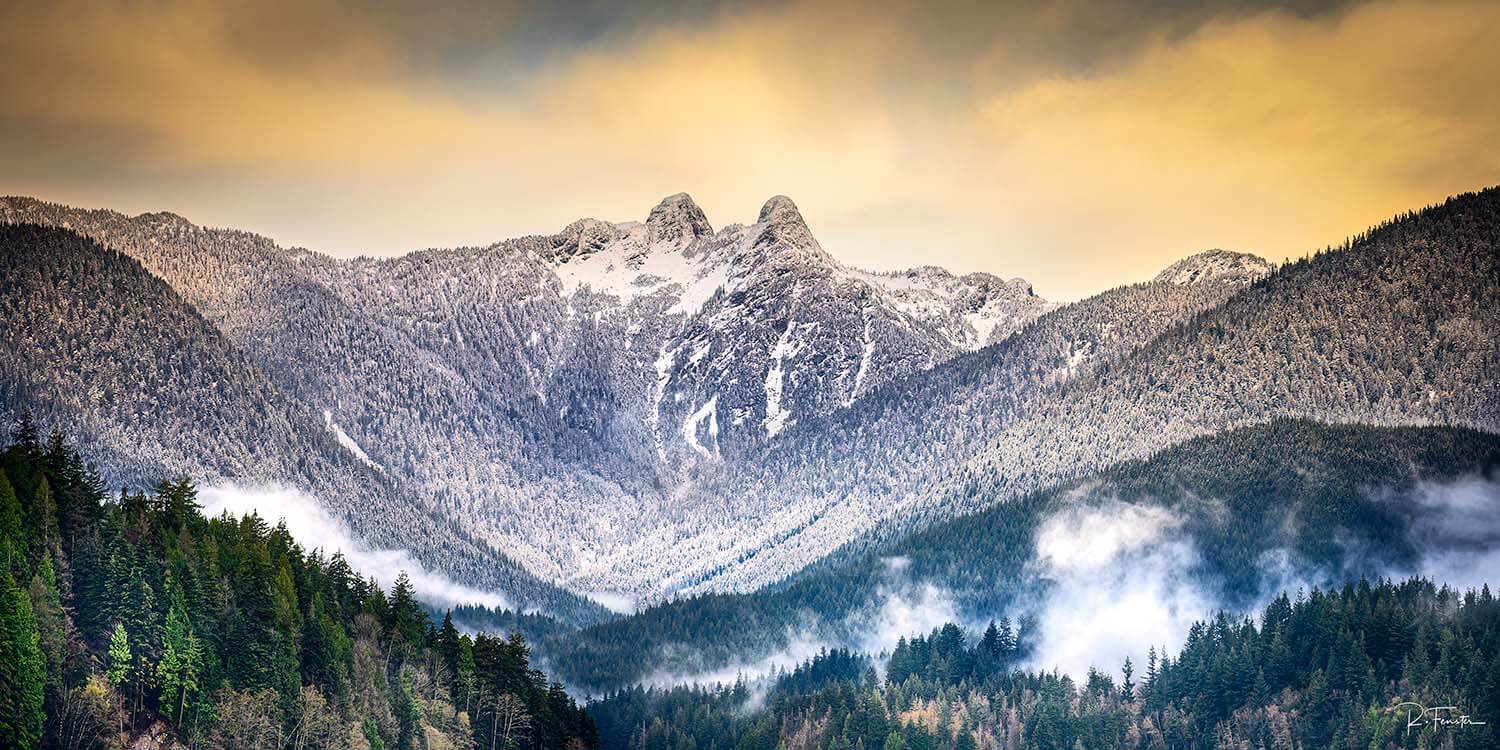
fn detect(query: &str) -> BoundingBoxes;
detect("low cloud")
[1020,500,1214,680]
[199,483,513,612]
[644,628,829,696]
[585,590,638,615]
[850,564,959,659]
[643,556,958,695]
[1404,475,1500,593]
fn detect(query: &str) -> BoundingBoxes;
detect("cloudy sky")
[2,0,1496,298]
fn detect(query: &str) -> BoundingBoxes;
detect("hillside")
[0,427,596,749]
[541,420,1500,692]
[585,578,1500,750]
[0,224,604,622]
[664,189,1500,595]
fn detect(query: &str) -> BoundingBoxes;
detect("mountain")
[0,193,1055,597]
[2,187,1495,606]
[638,246,1279,594]
[0,223,605,622]
[657,188,1499,596]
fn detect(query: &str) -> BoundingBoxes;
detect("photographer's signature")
[1393,702,1486,735]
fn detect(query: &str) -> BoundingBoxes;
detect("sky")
[2,0,1496,299]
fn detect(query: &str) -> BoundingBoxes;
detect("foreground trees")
[0,417,596,749]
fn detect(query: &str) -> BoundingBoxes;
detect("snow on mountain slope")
[858,267,1053,350]
[658,190,1497,596]
[0,223,604,622]
[642,248,1277,595]
[8,187,1487,604]
[0,192,1056,598]
[1152,248,1272,286]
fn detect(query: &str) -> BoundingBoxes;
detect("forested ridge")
[542,420,1500,692]
[0,416,596,750]
[588,579,1500,750]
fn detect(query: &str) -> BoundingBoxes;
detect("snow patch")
[849,315,875,405]
[323,409,384,473]
[682,396,721,459]
[585,590,637,615]
[650,344,678,461]
[763,322,803,437]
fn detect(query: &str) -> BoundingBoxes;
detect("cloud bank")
[1404,476,1500,593]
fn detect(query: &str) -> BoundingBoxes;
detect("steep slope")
[541,420,1500,691]
[661,190,1497,595]
[0,194,1055,596]
[0,223,604,621]
[649,248,1274,593]
[954,187,1499,511]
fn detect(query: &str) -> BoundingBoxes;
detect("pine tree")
[107,623,131,687]
[106,622,131,736]
[0,570,45,749]
[11,411,40,459]
[0,470,24,567]
[439,611,465,702]
[389,571,425,653]
[156,598,202,725]
[26,557,68,721]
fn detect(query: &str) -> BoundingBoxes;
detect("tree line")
[587,578,1500,750]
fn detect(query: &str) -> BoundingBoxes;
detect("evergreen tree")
[107,623,132,687]
[389,571,425,653]
[0,470,24,567]
[156,598,202,725]
[0,570,45,749]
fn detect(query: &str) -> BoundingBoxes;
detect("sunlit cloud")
[1,0,1495,298]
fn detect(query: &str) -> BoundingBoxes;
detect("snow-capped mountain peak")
[646,192,713,249]
[1153,249,1273,286]
[754,195,820,252]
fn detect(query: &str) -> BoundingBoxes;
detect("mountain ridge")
[0,192,1057,596]
[1,187,1494,604]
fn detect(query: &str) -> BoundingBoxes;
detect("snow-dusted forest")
[3,189,1493,604]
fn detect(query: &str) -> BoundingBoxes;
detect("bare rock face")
[646,192,713,249]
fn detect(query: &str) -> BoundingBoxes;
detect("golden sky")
[2,0,1496,298]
